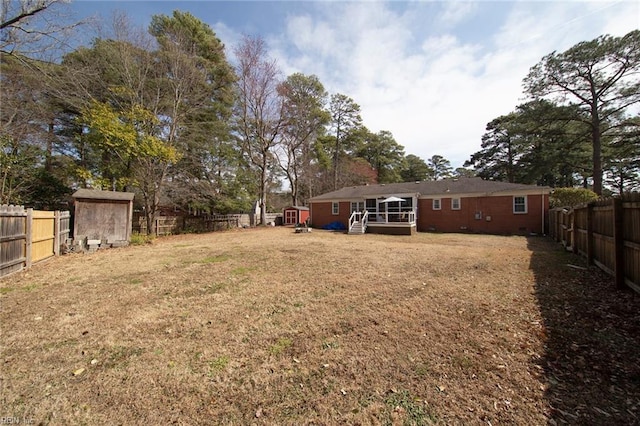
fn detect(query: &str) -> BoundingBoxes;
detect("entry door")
[285,210,297,225]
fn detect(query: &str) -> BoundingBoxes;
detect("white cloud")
[438,1,478,28]
[219,1,639,168]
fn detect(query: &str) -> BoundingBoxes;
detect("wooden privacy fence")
[133,213,282,236]
[549,194,640,294]
[0,205,70,278]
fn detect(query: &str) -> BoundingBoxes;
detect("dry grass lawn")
[1,227,639,425]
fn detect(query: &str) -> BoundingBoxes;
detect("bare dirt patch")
[1,228,638,424]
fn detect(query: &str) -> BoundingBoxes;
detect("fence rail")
[549,194,640,294]
[0,205,70,278]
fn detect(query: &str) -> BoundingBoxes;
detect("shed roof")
[284,206,309,211]
[309,177,549,201]
[72,189,135,201]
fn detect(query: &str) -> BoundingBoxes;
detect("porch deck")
[349,210,417,235]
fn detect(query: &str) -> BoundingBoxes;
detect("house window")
[350,201,364,213]
[451,198,461,210]
[432,199,441,210]
[332,202,339,215]
[513,196,527,214]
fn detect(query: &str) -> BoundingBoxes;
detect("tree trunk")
[46,121,55,172]
[260,164,267,225]
[507,137,514,183]
[333,125,341,190]
[591,112,602,195]
[291,181,298,206]
[590,84,602,195]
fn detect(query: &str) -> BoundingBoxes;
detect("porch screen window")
[451,198,461,210]
[513,196,527,214]
[332,202,339,215]
[432,199,441,210]
[366,199,377,214]
[402,197,413,210]
[350,201,364,213]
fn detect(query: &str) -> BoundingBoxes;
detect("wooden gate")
[31,210,56,263]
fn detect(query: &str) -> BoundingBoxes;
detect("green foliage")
[384,390,436,426]
[604,116,640,194]
[269,337,292,356]
[401,154,431,182]
[524,30,640,195]
[278,73,330,204]
[130,232,155,245]
[80,100,178,162]
[426,155,452,180]
[454,167,476,178]
[353,129,406,184]
[465,100,591,187]
[550,187,599,208]
[328,93,363,190]
[29,169,72,210]
[208,356,230,374]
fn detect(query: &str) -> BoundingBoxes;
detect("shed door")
[285,210,297,225]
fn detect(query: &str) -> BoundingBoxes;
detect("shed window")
[332,202,339,215]
[513,196,527,214]
[451,198,461,210]
[432,199,441,210]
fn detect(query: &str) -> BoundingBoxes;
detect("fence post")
[586,203,594,265]
[613,198,625,289]
[54,210,60,256]
[25,208,33,269]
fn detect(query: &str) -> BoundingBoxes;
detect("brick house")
[308,177,550,235]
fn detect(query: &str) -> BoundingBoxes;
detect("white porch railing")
[369,210,416,224]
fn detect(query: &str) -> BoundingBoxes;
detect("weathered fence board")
[549,194,640,293]
[0,205,27,277]
[0,206,71,278]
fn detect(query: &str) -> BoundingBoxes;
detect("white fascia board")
[418,188,550,199]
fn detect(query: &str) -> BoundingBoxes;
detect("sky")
[69,0,639,168]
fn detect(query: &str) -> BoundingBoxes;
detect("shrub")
[130,232,155,245]
[550,187,599,208]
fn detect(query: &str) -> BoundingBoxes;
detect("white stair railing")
[348,210,368,234]
[348,210,358,231]
[361,210,369,233]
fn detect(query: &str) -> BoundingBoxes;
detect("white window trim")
[451,198,461,210]
[513,196,527,214]
[432,199,441,210]
[332,201,339,215]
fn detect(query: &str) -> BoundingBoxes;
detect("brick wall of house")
[310,201,350,228]
[417,194,548,235]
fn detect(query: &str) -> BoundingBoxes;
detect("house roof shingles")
[309,177,549,201]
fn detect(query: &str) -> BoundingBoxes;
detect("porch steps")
[348,221,366,234]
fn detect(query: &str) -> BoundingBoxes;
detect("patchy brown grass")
[1,228,638,425]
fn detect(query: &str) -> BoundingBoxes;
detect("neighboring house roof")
[284,206,310,211]
[72,189,135,201]
[309,177,550,201]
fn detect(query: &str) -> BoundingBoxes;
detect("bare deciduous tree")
[233,35,284,225]
[1,0,81,58]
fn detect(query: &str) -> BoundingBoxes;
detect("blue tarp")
[322,221,346,231]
